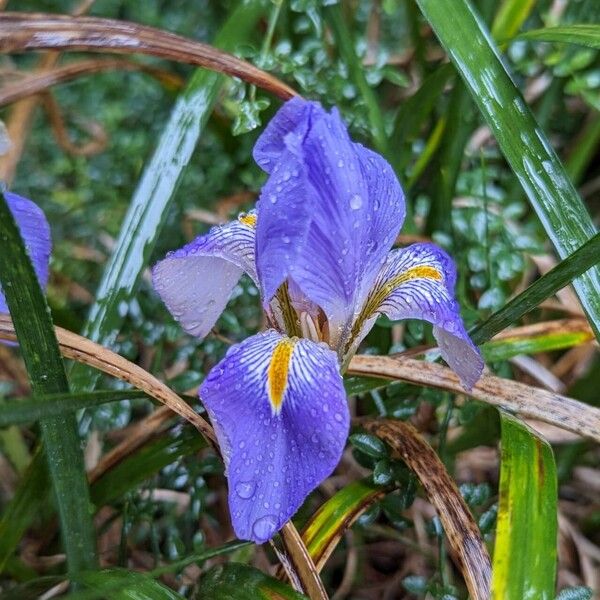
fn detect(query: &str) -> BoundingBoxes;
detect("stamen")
[299,311,320,343]
[267,338,297,414]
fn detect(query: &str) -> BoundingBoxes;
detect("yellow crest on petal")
[384,265,442,294]
[267,338,297,414]
[238,213,257,228]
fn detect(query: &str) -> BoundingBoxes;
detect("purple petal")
[254,99,405,350]
[366,243,483,389]
[200,330,349,543]
[252,97,313,173]
[152,213,257,339]
[0,192,51,313]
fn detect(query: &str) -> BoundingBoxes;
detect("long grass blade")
[197,563,308,600]
[481,318,594,362]
[0,389,149,427]
[302,480,384,572]
[492,0,537,40]
[91,426,206,508]
[472,232,600,344]
[0,193,97,574]
[491,414,557,598]
[324,4,387,155]
[415,0,600,340]
[519,24,600,49]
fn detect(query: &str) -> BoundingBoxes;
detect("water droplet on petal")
[350,194,363,210]
[334,412,343,422]
[235,481,255,499]
[252,515,278,541]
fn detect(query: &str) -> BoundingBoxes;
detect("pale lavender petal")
[152,214,257,339]
[254,99,405,350]
[0,192,51,313]
[200,330,349,543]
[364,243,483,389]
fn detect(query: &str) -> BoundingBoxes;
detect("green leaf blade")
[0,193,97,574]
[519,25,600,49]
[491,414,557,599]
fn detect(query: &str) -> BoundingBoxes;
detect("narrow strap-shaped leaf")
[491,0,537,40]
[415,0,600,341]
[302,479,384,572]
[197,563,308,600]
[74,569,186,600]
[0,447,49,571]
[0,389,149,427]
[324,3,388,156]
[472,232,600,344]
[519,24,600,49]
[91,426,206,508]
[0,192,97,574]
[492,414,557,599]
[481,318,594,362]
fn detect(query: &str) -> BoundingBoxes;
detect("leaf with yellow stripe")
[491,414,557,599]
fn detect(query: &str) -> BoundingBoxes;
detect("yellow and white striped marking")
[238,212,257,228]
[267,338,297,414]
[384,265,442,293]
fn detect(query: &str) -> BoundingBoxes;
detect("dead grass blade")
[363,419,491,600]
[0,58,183,107]
[279,523,329,600]
[0,314,216,447]
[348,354,600,443]
[0,12,297,100]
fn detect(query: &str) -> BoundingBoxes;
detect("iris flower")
[0,191,51,314]
[153,98,483,543]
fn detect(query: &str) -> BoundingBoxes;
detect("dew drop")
[235,481,255,499]
[252,515,278,541]
[350,194,363,210]
[337,159,345,168]
[334,412,343,422]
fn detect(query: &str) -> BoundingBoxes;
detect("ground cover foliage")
[0,0,599,598]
